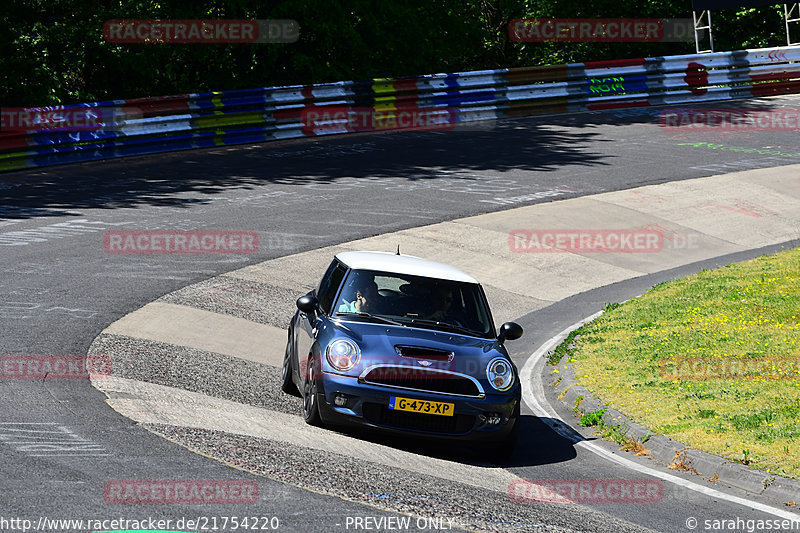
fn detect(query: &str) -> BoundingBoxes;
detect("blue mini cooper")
[282,251,523,457]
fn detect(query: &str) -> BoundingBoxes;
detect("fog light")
[487,414,502,426]
[334,394,348,407]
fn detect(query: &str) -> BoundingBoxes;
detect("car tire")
[281,341,300,396]
[302,356,323,427]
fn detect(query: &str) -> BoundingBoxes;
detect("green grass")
[579,407,605,427]
[567,248,800,479]
[547,303,618,365]
[548,326,585,365]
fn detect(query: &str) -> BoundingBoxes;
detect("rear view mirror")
[297,293,319,314]
[497,322,523,343]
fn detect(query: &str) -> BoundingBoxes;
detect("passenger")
[425,286,458,322]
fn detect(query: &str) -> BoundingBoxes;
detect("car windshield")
[333,269,494,338]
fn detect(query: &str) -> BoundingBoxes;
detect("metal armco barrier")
[2,46,800,172]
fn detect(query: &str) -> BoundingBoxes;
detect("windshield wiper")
[404,318,479,336]
[336,312,405,326]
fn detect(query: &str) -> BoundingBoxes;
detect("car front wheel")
[281,340,300,396]
[302,356,323,426]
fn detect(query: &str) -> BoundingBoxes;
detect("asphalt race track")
[2,95,800,532]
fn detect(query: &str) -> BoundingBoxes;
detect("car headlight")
[486,357,514,391]
[326,339,361,372]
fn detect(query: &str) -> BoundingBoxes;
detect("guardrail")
[2,46,800,173]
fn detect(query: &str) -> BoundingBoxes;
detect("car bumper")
[316,372,519,442]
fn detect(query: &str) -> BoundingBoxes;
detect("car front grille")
[362,403,475,435]
[359,365,484,398]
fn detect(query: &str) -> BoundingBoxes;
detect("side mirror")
[297,294,319,314]
[497,322,523,343]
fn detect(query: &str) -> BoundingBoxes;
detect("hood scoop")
[394,345,454,362]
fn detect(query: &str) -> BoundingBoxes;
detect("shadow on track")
[327,413,580,469]
[1,99,790,220]
[1,120,611,219]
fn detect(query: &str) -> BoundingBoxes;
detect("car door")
[295,260,348,381]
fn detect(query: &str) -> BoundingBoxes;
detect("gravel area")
[146,424,653,533]
[158,274,302,329]
[90,333,302,416]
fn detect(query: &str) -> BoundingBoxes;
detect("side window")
[471,286,494,336]
[317,261,348,315]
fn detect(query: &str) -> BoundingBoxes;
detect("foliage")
[0,1,789,106]
[548,325,585,365]
[579,407,606,427]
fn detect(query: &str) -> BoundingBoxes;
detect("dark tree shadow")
[2,99,787,216]
[0,116,619,219]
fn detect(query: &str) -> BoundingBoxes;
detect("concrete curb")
[545,324,800,506]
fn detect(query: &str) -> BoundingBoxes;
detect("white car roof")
[335,251,479,284]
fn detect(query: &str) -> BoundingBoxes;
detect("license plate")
[388,396,454,417]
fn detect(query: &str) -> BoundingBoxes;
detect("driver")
[338,279,384,314]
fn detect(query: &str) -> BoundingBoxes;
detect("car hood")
[322,319,509,376]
